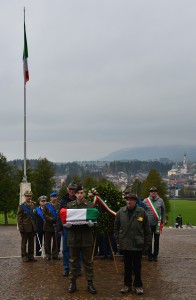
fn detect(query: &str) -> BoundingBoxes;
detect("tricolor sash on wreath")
[60,208,99,225]
[46,203,57,220]
[146,197,162,233]
[36,207,45,221]
[22,203,35,221]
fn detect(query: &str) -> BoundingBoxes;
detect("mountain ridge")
[100,145,196,162]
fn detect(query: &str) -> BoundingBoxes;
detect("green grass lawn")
[0,214,17,225]
[168,200,196,226]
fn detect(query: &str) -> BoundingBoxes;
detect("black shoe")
[45,256,51,261]
[68,280,77,293]
[52,256,60,260]
[63,270,69,276]
[153,256,158,261]
[22,257,29,262]
[148,257,153,261]
[28,257,37,262]
[87,281,97,294]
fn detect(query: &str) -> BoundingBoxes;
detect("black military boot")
[68,280,77,293]
[87,280,97,294]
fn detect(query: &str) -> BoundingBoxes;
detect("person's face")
[39,199,46,207]
[25,195,32,203]
[68,188,76,197]
[76,190,85,202]
[50,196,57,203]
[126,198,137,209]
[150,190,157,198]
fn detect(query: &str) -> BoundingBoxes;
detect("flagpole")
[19,7,31,205]
[23,7,27,182]
[23,76,27,182]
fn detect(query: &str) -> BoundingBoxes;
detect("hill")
[100,145,196,162]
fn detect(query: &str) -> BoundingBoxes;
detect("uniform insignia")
[137,217,143,221]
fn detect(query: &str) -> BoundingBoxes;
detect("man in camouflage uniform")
[43,192,60,260]
[17,190,37,262]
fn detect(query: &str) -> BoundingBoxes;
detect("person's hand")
[20,229,25,235]
[65,222,72,228]
[87,220,94,227]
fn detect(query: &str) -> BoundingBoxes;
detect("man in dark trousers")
[66,185,97,294]
[114,193,151,295]
[17,190,37,262]
[60,183,82,276]
[143,187,165,261]
[35,195,47,256]
[43,192,60,260]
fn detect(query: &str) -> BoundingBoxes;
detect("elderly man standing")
[143,186,165,261]
[17,190,37,262]
[114,193,151,295]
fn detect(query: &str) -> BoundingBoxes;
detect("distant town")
[10,153,196,198]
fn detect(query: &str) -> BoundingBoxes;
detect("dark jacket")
[67,199,95,247]
[114,205,151,251]
[60,193,76,209]
[43,201,60,232]
[17,202,36,233]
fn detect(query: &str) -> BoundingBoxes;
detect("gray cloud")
[1,0,196,162]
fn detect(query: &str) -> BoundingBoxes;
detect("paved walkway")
[0,226,196,299]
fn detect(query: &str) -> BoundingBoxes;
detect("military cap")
[149,186,158,192]
[38,195,47,201]
[50,192,57,197]
[68,182,78,190]
[124,192,138,200]
[24,190,33,196]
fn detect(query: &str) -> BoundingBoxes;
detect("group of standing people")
[17,184,165,296]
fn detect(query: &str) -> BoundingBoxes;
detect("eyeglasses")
[150,190,157,192]
[40,200,46,202]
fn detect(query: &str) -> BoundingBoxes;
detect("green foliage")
[141,169,170,213]
[30,158,55,202]
[130,179,143,196]
[109,161,172,175]
[58,182,68,198]
[0,153,19,224]
[89,181,125,234]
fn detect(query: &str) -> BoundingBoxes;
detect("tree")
[0,153,19,224]
[141,169,170,213]
[131,179,143,197]
[31,158,55,202]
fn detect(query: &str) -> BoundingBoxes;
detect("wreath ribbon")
[88,188,116,216]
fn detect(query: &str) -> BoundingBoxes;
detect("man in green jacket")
[66,185,97,294]
[114,193,151,295]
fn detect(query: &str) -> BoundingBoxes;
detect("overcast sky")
[1,0,196,162]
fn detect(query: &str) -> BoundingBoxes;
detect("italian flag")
[23,22,29,84]
[60,208,99,225]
